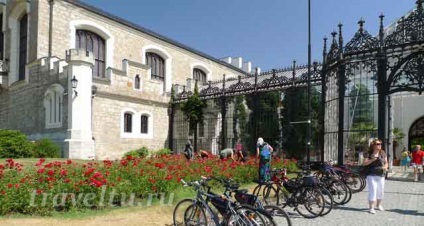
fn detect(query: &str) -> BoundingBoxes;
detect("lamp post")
[307,0,312,165]
[71,75,78,96]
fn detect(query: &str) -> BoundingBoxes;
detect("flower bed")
[0,155,297,215]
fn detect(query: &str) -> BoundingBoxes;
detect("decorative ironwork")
[177,86,192,99]
[388,52,424,94]
[344,19,379,54]
[326,31,340,63]
[226,76,252,94]
[384,1,424,46]
[199,81,221,97]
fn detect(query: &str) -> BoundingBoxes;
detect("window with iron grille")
[134,74,140,89]
[193,68,206,84]
[124,113,133,133]
[140,115,148,134]
[76,30,105,78]
[146,52,165,81]
[19,14,28,81]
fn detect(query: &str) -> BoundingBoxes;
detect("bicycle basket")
[234,192,257,206]
[283,180,297,193]
[210,196,228,215]
[302,176,319,186]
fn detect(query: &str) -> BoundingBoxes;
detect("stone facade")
[0,0,247,160]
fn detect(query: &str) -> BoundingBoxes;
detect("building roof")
[65,0,249,75]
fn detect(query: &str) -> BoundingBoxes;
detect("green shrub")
[123,146,149,158]
[31,138,61,158]
[0,130,33,158]
[155,148,171,156]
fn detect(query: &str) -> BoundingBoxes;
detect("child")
[400,148,410,171]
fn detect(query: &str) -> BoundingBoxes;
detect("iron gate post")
[337,24,346,166]
[320,37,328,162]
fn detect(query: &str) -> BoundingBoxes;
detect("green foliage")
[31,138,61,158]
[0,130,33,158]
[180,82,206,131]
[244,91,280,153]
[123,147,149,158]
[155,148,171,156]
[280,87,322,158]
[349,84,373,126]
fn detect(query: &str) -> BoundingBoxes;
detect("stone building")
[0,0,248,160]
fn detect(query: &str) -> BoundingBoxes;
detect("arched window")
[134,74,140,90]
[44,85,64,128]
[19,14,28,81]
[193,68,206,84]
[140,115,148,134]
[76,30,105,78]
[124,113,133,133]
[146,52,165,81]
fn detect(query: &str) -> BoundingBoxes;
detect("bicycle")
[173,177,267,226]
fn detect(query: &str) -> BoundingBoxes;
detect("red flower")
[64,178,71,183]
[7,184,13,188]
[15,184,20,188]
[36,189,44,195]
[66,159,72,165]
[60,169,68,177]
[84,168,95,176]
[165,174,173,180]
[37,168,45,174]
[47,170,55,176]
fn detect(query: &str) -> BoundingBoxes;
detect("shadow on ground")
[387,209,424,217]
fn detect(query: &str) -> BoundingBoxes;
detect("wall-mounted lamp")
[71,75,78,96]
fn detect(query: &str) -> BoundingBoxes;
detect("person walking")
[256,137,273,183]
[363,139,388,214]
[410,145,424,182]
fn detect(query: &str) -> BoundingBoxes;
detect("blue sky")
[83,0,413,71]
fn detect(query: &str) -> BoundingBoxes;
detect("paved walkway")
[284,166,424,226]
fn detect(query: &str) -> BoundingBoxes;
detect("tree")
[180,82,206,153]
[347,83,376,156]
[349,84,373,127]
[280,87,321,159]
[244,91,281,154]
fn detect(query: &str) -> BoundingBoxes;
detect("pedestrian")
[363,139,388,214]
[234,139,244,161]
[183,140,193,161]
[219,148,236,161]
[199,149,213,159]
[256,137,273,183]
[410,145,424,182]
[400,148,411,172]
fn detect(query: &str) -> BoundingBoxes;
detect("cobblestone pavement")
[280,167,424,226]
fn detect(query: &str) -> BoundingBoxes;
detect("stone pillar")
[64,49,95,160]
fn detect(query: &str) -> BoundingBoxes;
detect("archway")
[409,116,424,150]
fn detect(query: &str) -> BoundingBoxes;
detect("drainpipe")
[48,0,54,65]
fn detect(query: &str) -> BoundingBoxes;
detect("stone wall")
[34,0,245,88]
[0,57,69,151]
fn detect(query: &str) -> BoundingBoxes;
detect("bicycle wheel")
[263,205,292,226]
[262,184,280,206]
[173,199,195,226]
[252,184,264,198]
[295,187,325,218]
[328,180,349,205]
[319,187,333,216]
[184,203,208,226]
[226,205,267,226]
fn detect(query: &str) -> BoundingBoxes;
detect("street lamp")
[71,75,78,96]
[306,0,312,165]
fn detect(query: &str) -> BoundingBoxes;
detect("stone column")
[64,49,95,159]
